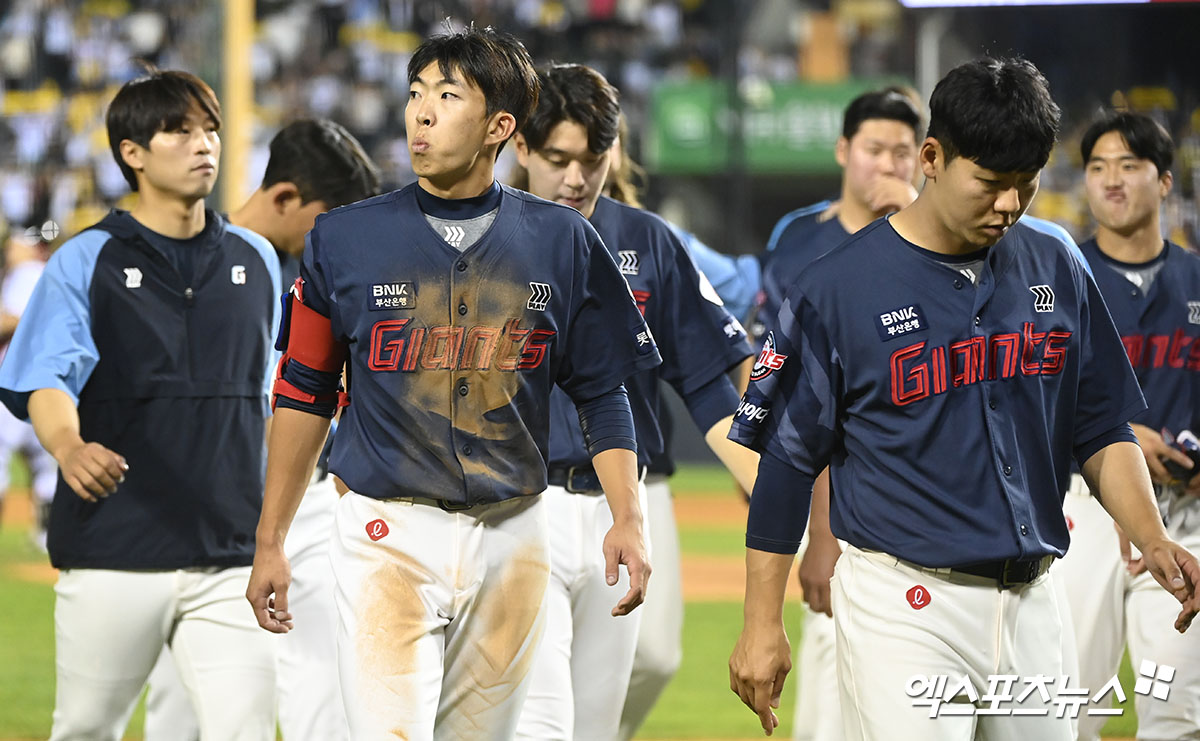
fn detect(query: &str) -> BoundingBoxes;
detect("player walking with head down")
[1056,111,1200,740]
[510,63,758,740]
[245,28,659,740]
[0,69,282,741]
[728,57,1200,740]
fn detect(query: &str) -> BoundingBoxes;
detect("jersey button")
[462,444,472,455]
[974,316,981,326]
[953,279,964,290]
[456,261,468,272]
[988,399,997,410]
[1019,524,1029,536]
[458,382,469,396]
[1003,465,1013,476]
[458,303,468,315]
[1130,289,1138,298]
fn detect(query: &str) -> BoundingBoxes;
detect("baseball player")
[0,229,57,549]
[727,57,1200,741]
[509,63,758,740]
[0,69,281,740]
[143,118,380,741]
[1056,110,1200,740]
[245,28,659,740]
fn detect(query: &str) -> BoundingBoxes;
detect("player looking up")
[245,27,659,740]
[0,68,282,741]
[728,57,1200,740]
[1057,110,1200,740]
[510,62,758,740]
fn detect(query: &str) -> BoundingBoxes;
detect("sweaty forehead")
[413,61,479,91]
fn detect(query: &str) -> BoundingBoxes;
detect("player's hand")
[864,176,918,214]
[247,542,294,633]
[1139,536,1200,632]
[1131,423,1193,485]
[729,620,791,736]
[603,515,651,616]
[53,440,128,501]
[798,531,841,617]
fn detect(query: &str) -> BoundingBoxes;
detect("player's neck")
[418,161,497,201]
[1094,220,1165,264]
[888,198,976,257]
[228,191,279,251]
[836,196,882,234]
[129,189,207,239]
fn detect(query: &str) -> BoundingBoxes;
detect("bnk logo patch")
[875,303,927,342]
[370,282,415,311]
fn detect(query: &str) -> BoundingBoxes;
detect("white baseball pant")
[144,474,347,741]
[515,482,648,741]
[49,566,276,741]
[1059,474,1200,740]
[830,545,1072,741]
[619,475,683,740]
[332,489,550,741]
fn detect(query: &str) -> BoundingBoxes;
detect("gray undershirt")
[941,258,988,285]
[1119,261,1165,293]
[424,208,499,252]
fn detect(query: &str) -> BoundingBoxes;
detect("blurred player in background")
[1057,110,1200,740]
[0,68,281,741]
[0,227,56,549]
[246,28,658,739]
[144,118,380,741]
[510,62,757,740]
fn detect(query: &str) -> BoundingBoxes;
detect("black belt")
[952,555,1054,589]
[547,464,646,494]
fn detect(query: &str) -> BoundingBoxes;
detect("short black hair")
[407,26,539,153]
[842,87,921,140]
[521,64,621,155]
[1080,110,1174,175]
[926,57,1061,173]
[262,119,381,208]
[106,67,221,191]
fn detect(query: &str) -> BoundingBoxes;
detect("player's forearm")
[705,415,760,492]
[1082,440,1170,550]
[733,355,753,395]
[743,548,794,627]
[592,446,644,525]
[28,388,84,462]
[257,407,332,547]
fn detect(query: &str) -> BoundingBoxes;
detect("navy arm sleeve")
[681,374,741,434]
[746,452,816,554]
[576,384,637,456]
[1074,422,1139,469]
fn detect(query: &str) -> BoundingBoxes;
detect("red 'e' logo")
[906,585,931,610]
[365,519,389,541]
[1065,515,1075,532]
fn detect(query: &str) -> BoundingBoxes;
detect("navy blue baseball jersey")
[283,183,661,504]
[1080,238,1200,434]
[756,201,843,338]
[547,196,752,468]
[731,218,1145,566]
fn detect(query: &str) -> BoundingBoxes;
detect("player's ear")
[119,139,146,173]
[513,132,531,168]
[485,111,517,150]
[834,136,850,168]
[918,138,940,180]
[267,181,303,215]
[1159,169,1173,199]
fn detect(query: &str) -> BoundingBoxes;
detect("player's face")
[838,119,918,211]
[1084,130,1171,236]
[123,104,220,201]
[514,121,613,220]
[406,63,506,187]
[925,141,1040,248]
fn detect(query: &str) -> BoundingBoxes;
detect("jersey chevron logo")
[442,225,465,248]
[618,250,640,275]
[123,267,143,289]
[1187,301,1200,325]
[527,282,552,311]
[1030,285,1055,313]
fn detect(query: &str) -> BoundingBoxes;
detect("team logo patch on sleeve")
[723,316,747,341]
[749,331,788,381]
[370,282,415,310]
[875,303,927,341]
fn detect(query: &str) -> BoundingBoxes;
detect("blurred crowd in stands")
[1,0,1197,255]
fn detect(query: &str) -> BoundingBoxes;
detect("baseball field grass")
[0,462,1139,739]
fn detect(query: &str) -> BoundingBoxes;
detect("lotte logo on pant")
[907,585,931,610]
[365,519,389,541]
